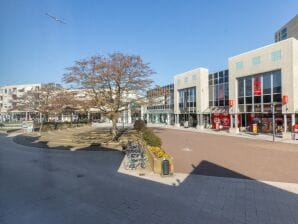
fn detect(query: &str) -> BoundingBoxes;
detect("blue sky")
[0,0,297,86]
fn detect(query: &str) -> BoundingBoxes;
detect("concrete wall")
[173,67,209,114]
[228,38,298,114]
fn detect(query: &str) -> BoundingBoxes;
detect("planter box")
[143,145,174,176]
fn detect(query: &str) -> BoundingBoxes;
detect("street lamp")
[271,102,277,142]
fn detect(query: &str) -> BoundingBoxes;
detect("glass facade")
[178,86,196,113]
[209,70,229,107]
[237,70,283,133]
[237,70,282,114]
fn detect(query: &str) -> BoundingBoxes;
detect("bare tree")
[49,89,79,121]
[147,85,171,106]
[16,83,63,131]
[63,53,154,140]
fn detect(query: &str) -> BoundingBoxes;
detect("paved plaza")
[154,127,298,183]
[0,131,298,224]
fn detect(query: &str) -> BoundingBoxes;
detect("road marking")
[181,147,192,152]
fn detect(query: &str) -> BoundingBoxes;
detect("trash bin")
[252,123,258,134]
[215,122,220,130]
[162,159,170,176]
[184,121,189,128]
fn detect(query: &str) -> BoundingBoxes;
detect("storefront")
[235,70,286,133]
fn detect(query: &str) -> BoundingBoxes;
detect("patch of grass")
[0,128,21,133]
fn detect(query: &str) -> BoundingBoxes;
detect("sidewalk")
[147,123,298,144]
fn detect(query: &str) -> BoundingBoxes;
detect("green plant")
[141,128,161,147]
[134,120,146,132]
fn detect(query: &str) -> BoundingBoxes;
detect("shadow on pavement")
[12,134,119,152]
[189,160,253,179]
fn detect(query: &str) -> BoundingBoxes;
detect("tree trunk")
[111,117,118,141]
[39,113,43,133]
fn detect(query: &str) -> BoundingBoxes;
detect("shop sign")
[282,95,288,104]
[228,99,234,106]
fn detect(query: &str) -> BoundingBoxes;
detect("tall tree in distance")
[63,53,154,140]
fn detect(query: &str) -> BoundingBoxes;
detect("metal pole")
[272,103,275,142]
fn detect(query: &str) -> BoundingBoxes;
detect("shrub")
[133,120,146,132]
[141,128,161,147]
[0,123,4,127]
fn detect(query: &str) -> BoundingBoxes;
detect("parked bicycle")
[123,140,148,170]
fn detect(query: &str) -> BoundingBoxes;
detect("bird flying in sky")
[45,13,66,24]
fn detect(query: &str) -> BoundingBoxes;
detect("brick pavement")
[153,127,298,184]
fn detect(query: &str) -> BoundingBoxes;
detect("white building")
[173,67,209,128]
[0,84,41,121]
[228,37,298,136]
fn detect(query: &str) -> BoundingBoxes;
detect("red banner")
[219,85,224,100]
[254,78,261,96]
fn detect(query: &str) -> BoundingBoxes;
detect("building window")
[184,77,188,83]
[252,56,260,65]
[224,70,229,82]
[281,27,287,40]
[270,50,281,61]
[273,71,281,93]
[245,77,252,96]
[177,79,180,85]
[263,73,271,95]
[208,70,229,107]
[208,74,213,85]
[236,61,243,70]
[238,78,244,97]
[192,74,196,81]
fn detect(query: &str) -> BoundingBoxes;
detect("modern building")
[174,68,209,128]
[228,37,298,136]
[275,15,298,42]
[143,84,174,125]
[0,84,41,121]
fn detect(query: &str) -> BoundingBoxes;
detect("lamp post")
[228,99,234,129]
[271,102,277,142]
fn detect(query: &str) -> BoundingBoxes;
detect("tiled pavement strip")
[147,123,298,145]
